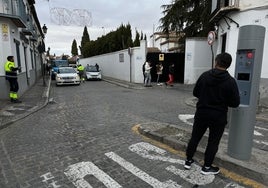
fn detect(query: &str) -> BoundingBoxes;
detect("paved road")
[0,81,255,187]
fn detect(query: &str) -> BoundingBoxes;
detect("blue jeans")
[144,72,151,86]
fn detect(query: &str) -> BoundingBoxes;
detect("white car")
[85,65,102,80]
[55,67,80,86]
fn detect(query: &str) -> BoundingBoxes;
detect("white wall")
[239,0,268,10]
[184,38,214,84]
[79,40,147,83]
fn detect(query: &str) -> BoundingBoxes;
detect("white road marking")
[7,106,25,111]
[178,114,266,137]
[129,142,215,185]
[105,152,181,188]
[0,111,14,116]
[224,182,245,188]
[253,130,263,136]
[166,165,214,186]
[40,172,62,188]
[40,142,249,187]
[178,114,194,126]
[255,126,268,131]
[40,172,54,182]
[253,140,268,145]
[64,161,122,188]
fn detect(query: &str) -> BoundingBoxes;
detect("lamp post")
[41,24,48,85]
[42,24,48,35]
[101,26,105,36]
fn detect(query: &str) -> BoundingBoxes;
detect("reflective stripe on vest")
[5,61,14,72]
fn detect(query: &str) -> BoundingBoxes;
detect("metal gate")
[146,52,185,83]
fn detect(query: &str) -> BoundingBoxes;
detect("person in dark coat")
[184,52,240,175]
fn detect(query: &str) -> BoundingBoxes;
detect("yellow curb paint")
[220,168,266,188]
[132,124,266,188]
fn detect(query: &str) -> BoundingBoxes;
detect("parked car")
[55,67,80,86]
[51,59,69,80]
[85,65,102,80]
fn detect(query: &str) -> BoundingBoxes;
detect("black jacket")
[194,68,240,119]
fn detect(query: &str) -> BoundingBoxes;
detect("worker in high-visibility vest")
[77,64,85,82]
[4,56,22,103]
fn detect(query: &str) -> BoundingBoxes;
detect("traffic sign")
[207,31,216,45]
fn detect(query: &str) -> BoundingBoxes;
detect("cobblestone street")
[0,80,265,187]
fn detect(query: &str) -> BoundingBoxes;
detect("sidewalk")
[0,75,51,130]
[0,76,267,186]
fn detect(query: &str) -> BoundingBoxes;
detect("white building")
[210,0,268,77]
[184,0,268,99]
[149,32,184,52]
[0,0,46,99]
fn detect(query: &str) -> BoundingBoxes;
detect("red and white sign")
[207,31,216,45]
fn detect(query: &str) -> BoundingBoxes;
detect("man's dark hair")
[215,52,232,69]
[7,56,14,61]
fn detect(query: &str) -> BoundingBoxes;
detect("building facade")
[184,0,268,100]
[210,0,268,78]
[210,0,268,98]
[0,0,45,99]
[149,32,184,53]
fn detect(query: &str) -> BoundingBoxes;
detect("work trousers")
[186,115,226,167]
[78,71,85,81]
[7,78,19,99]
[8,78,19,93]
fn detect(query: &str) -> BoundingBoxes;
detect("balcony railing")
[222,0,239,8]
[22,15,34,35]
[210,0,240,23]
[0,0,27,28]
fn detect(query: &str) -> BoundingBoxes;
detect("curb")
[103,78,131,88]
[103,78,144,89]
[137,124,268,186]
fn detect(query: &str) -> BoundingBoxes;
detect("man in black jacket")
[184,52,240,175]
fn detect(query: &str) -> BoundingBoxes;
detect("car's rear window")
[86,66,98,72]
[59,68,76,73]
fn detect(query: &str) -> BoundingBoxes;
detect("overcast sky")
[35,0,171,56]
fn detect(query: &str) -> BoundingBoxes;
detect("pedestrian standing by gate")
[156,62,163,85]
[4,56,22,103]
[144,61,152,87]
[165,63,174,86]
[184,52,240,175]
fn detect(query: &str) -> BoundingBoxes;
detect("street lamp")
[41,24,48,86]
[42,24,48,35]
[101,26,105,36]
